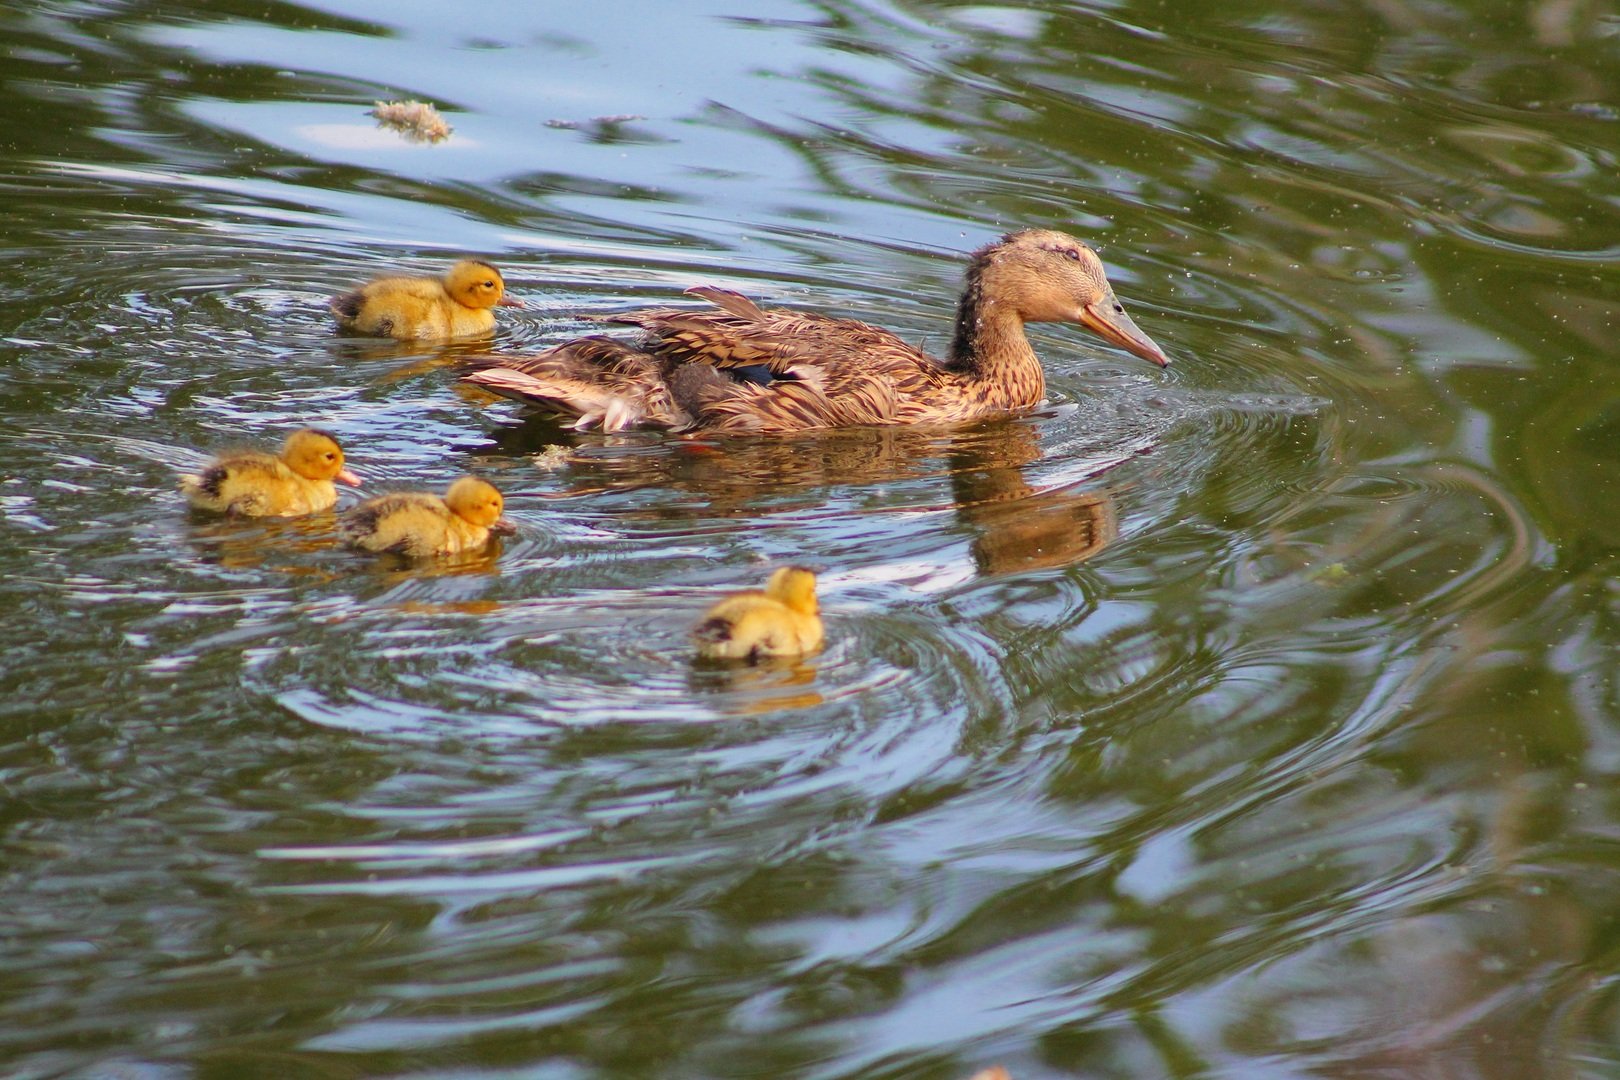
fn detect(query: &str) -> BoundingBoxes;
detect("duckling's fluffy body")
[463,230,1166,434]
[694,567,823,661]
[340,475,515,557]
[331,259,522,340]
[180,428,359,517]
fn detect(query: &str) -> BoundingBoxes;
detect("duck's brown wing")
[601,286,937,379]
[461,336,692,432]
[668,363,902,434]
[467,288,958,434]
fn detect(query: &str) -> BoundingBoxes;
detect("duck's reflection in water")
[183,511,344,576]
[946,426,1118,576]
[481,413,1122,577]
[183,512,509,582]
[325,338,490,383]
[687,653,825,714]
[484,417,1123,708]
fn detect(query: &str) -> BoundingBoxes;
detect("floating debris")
[369,100,452,144]
[531,445,574,471]
[545,113,646,130]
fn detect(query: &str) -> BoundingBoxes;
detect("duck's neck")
[945,269,1045,408]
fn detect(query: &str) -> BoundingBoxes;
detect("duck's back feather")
[463,288,1004,433]
[599,289,933,378]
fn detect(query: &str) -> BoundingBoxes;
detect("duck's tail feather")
[683,285,767,321]
[461,337,691,432]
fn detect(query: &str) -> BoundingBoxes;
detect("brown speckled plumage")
[462,230,1166,435]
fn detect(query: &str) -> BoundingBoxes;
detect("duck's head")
[764,566,819,616]
[283,428,360,485]
[444,260,524,311]
[976,230,1167,366]
[445,475,516,534]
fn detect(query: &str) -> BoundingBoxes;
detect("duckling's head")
[444,475,515,533]
[282,428,361,485]
[764,566,819,616]
[973,230,1167,366]
[443,260,523,311]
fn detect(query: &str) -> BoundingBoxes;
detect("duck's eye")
[325,451,336,460]
[484,280,496,289]
[1114,303,1124,313]
[1063,249,1082,261]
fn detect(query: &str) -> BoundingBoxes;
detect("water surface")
[2,1,1619,1077]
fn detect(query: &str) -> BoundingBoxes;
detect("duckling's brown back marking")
[193,463,228,499]
[338,497,389,539]
[330,291,363,322]
[339,493,432,554]
[693,616,733,647]
[692,615,778,664]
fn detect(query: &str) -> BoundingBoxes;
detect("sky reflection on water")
[1,1,1618,1077]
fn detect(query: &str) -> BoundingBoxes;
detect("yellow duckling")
[339,475,516,557]
[330,259,523,340]
[180,427,359,516]
[693,567,824,661]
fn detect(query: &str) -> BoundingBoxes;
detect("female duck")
[180,427,359,516]
[693,567,824,661]
[340,475,516,557]
[331,259,523,340]
[463,230,1166,434]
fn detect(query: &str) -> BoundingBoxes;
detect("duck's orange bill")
[337,468,362,486]
[1080,301,1169,367]
[490,517,518,536]
[497,296,525,308]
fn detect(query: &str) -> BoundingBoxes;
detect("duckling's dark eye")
[484,280,496,288]
[325,452,337,460]
[1113,303,1124,313]
[1063,249,1082,261]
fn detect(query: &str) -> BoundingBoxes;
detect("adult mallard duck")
[693,567,824,661]
[462,230,1166,434]
[180,427,360,516]
[331,259,523,340]
[340,475,516,557]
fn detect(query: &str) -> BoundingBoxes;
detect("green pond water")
[2,1,1619,1077]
